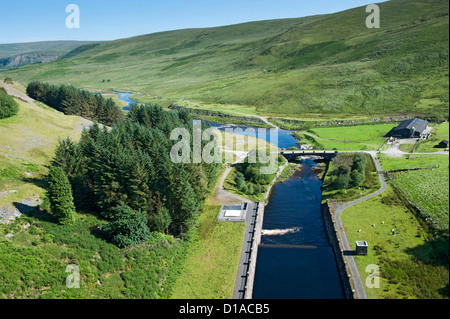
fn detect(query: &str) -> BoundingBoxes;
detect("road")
[210,164,252,205]
[0,80,37,105]
[329,152,387,299]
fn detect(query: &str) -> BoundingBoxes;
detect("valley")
[0,0,448,302]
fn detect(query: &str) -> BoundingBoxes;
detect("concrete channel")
[232,201,263,299]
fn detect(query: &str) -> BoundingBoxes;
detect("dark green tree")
[333,164,351,190]
[352,153,367,174]
[47,166,77,225]
[105,205,151,248]
[0,88,19,119]
[151,207,172,234]
[350,169,365,187]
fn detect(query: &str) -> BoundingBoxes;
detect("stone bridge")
[280,150,339,161]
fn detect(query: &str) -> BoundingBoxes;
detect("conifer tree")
[47,166,77,225]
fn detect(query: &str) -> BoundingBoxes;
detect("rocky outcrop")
[0,52,65,69]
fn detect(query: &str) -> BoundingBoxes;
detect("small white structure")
[355,241,368,256]
[217,203,248,222]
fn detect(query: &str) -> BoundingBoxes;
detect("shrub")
[106,205,151,248]
[0,88,19,119]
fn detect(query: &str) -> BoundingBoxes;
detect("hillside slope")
[1,0,448,118]
[0,80,97,207]
[0,41,93,69]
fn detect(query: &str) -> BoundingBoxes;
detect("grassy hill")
[0,82,187,299]
[1,0,448,119]
[0,81,96,207]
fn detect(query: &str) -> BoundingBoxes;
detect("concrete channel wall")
[234,162,288,299]
[243,202,264,299]
[232,202,263,299]
[321,202,355,299]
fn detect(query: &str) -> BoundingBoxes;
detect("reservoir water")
[252,159,345,299]
[115,92,300,149]
[204,121,299,150]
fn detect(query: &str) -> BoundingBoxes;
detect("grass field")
[300,123,396,151]
[341,183,449,299]
[169,204,245,299]
[377,153,448,231]
[378,153,448,171]
[391,168,449,231]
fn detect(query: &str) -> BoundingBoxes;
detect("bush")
[0,88,19,119]
[151,207,172,234]
[106,205,151,248]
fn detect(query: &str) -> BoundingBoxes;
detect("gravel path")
[0,81,36,105]
[210,165,251,205]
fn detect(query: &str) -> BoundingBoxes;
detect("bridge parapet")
[280,150,338,161]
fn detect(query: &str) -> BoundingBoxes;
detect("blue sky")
[0,0,384,44]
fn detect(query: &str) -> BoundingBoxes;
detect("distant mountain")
[0,41,94,69]
[1,0,448,118]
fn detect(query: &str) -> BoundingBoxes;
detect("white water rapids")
[261,227,303,236]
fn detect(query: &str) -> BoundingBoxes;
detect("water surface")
[252,159,345,299]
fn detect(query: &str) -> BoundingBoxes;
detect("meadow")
[378,153,448,171]
[169,203,246,299]
[341,183,448,299]
[390,168,449,231]
[0,211,183,298]
[296,123,395,151]
[0,94,91,207]
[378,152,449,231]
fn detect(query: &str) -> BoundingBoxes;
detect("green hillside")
[1,0,448,118]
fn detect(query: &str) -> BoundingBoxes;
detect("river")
[252,159,345,299]
[115,91,138,111]
[115,92,300,149]
[116,92,345,299]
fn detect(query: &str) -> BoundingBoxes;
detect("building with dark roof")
[391,118,429,138]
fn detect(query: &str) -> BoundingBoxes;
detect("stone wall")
[321,202,355,299]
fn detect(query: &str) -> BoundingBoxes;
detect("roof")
[393,118,429,133]
[356,241,368,247]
